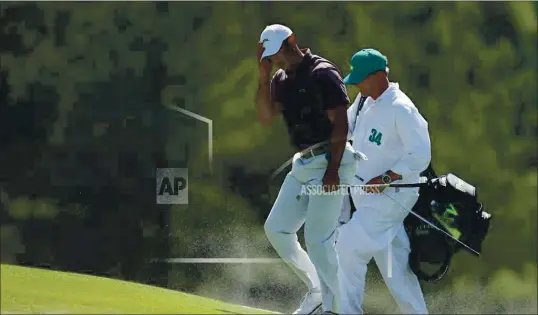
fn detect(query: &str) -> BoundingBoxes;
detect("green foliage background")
[1,1,536,313]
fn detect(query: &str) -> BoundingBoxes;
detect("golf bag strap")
[409,243,453,283]
[349,95,367,146]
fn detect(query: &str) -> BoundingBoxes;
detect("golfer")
[256,24,358,315]
[336,48,430,314]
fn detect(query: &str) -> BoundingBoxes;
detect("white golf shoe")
[293,290,322,314]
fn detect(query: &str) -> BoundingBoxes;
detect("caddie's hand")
[363,175,386,194]
[323,168,340,192]
[257,42,272,81]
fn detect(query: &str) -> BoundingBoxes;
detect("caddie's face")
[356,72,380,96]
[356,77,372,96]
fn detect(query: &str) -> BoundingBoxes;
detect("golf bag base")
[404,165,492,283]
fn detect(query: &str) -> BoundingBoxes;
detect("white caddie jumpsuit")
[336,83,431,314]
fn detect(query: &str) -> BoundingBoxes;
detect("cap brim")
[344,70,377,85]
[343,72,361,85]
[260,43,282,60]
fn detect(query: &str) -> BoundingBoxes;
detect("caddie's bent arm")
[391,103,432,179]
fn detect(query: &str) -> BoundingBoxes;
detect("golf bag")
[403,165,492,283]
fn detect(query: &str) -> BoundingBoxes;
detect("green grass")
[0,264,280,314]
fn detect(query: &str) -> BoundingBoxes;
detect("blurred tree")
[0,1,535,308]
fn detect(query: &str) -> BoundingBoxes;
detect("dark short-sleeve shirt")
[271,57,349,109]
[318,67,350,110]
[270,49,350,150]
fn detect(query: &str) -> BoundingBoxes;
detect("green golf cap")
[343,48,388,85]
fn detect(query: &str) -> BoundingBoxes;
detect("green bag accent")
[432,203,462,240]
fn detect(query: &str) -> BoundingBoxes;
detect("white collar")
[373,82,399,104]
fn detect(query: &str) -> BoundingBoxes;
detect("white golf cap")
[259,24,293,59]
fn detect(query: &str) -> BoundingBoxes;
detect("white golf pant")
[264,143,357,313]
[336,186,428,314]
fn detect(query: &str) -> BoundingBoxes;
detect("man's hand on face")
[257,43,272,81]
[323,168,340,192]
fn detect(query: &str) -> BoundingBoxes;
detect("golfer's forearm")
[327,118,348,171]
[255,81,277,125]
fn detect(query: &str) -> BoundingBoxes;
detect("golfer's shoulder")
[311,54,343,79]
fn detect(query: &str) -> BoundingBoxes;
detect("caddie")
[336,48,431,314]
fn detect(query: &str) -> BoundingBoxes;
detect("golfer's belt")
[299,144,329,159]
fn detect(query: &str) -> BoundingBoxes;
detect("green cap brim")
[343,71,364,85]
